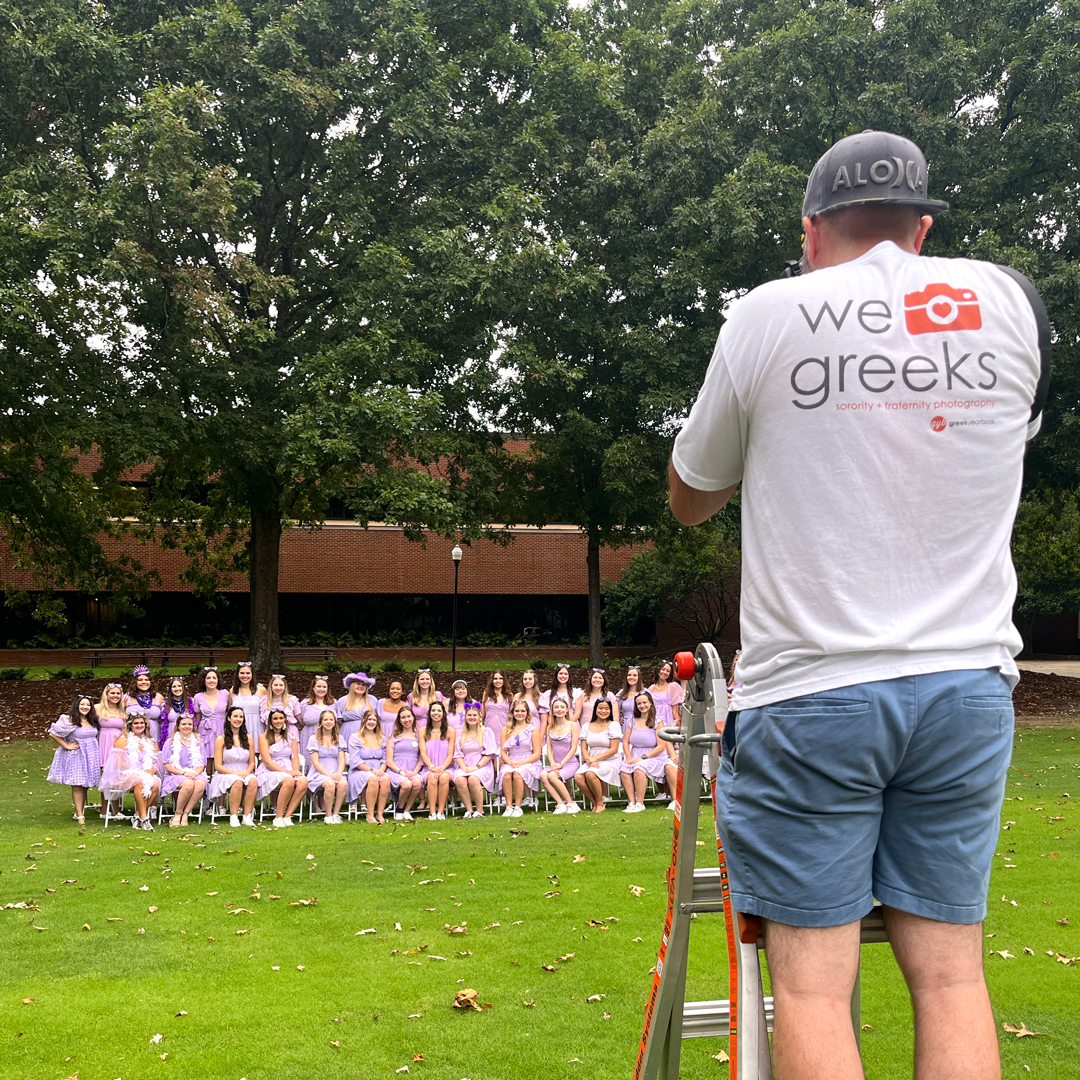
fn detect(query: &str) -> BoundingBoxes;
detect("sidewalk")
[1018,660,1080,679]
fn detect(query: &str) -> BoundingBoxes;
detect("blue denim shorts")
[715,668,1014,927]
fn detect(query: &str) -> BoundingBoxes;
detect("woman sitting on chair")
[307,709,348,824]
[161,713,207,827]
[208,705,258,828]
[257,707,308,827]
[102,710,162,831]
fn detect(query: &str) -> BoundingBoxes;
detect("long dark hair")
[634,690,657,729]
[590,698,614,725]
[549,665,572,695]
[392,706,417,740]
[222,705,250,750]
[426,701,449,740]
[231,662,258,695]
[264,708,289,746]
[127,674,156,699]
[197,666,223,694]
[70,695,100,730]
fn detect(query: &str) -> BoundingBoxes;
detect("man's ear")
[802,215,820,270]
[913,214,933,254]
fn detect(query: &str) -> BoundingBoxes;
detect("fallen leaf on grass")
[268,894,281,900]
[1055,954,1080,966]
[150,1034,163,1044]
[289,898,318,907]
[711,1049,730,1062]
[554,952,575,963]
[412,1054,425,1061]
[396,1067,409,1074]
[175,1011,187,1016]
[452,989,492,1011]
[572,854,585,863]
[330,1040,341,1048]
[82,923,91,931]
[407,1013,422,1019]
[1023,948,1035,955]
[586,994,606,1003]
[106,917,122,923]
[148,906,158,913]
[482,922,500,930]
[428,955,448,961]
[139,885,149,892]
[524,998,536,1007]
[861,1024,874,1031]
[544,890,561,898]
[628,885,645,897]
[297,965,305,971]
[31,925,47,932]
[1057,917,1069,926]
[568,1058,582,1063]
[160,1052,168,1061]
[357,928,377,935]
[228,908,255,916]
[1003,1022,1048,1038]
[541,964,557,972]
[306,854,314,860]
[235,929,251,936]
[21,998,33,1004]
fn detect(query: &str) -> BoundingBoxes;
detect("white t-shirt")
[672,242,1045,709]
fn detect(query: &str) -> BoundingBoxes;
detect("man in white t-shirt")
[670,131,1051,1080]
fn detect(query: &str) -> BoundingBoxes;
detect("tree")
[10,0,561,668]
[603,510,741,650]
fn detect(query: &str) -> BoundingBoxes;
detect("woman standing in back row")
[337,672,379,745]
[193,667,230,768]
[230,662,266,746]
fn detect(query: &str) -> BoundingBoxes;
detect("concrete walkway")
[1018,660,1080,679]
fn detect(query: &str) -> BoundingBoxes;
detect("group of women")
[46,661,686,829]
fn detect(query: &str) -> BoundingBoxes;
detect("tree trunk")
[587,531,603,667]
[249,501,283,673]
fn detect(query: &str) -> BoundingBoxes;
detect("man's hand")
[668,459,738,525]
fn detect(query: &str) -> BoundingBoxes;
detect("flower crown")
[133,665,150,678]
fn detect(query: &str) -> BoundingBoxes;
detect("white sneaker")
[273,818,287,828]
[229,815,240,828]
[566,803,581,815]
[324,815,335,824]
[113,811,130,821]
[553,803,567,815]
[130,816,140,829]
[501,807,514,817]
[403,811,414,822]
[511,806,524,818]
[242,814,256,827]
[283,817,294,826]
[394,812,404,820]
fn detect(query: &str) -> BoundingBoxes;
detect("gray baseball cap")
[802,130,949,219]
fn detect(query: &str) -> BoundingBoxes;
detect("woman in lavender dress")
[193,667,229,768]
[348,711,391,824]
[514,670,543,731]
[419,701,456,820]
[261,674,303,743]
[298,675,335,767]
[47,695,102,825]
[617,667,645,726]
[208,705,258,827]
[307,710,348,824]
[97,683,128,818]
[497,699,542,818]
[620,692,676,812]
[453,704,497,818]
[576,699,624,813]
[579,668,618,726]
[162,676,194,747]
[257,708,307,827]
[378,679,407,738]
[101,712,162,830]
[649,661,683,730]
[407,668,443,730]
[230,662,266,746]
[446,679,470,731]
[386,706,423,820]
[124,666,165,743]
[540,696,580,814]
[161,714,207,827]
[539,666,583,727]
[481,670,512,747]
[336,672,378,745]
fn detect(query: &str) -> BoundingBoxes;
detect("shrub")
[323,659,346,673]
[527,657,550,670]
[48,668,74,680]
[189,664,202,675]
[72,668,95,679]
[0,667,30,680]
[381,659,405,673]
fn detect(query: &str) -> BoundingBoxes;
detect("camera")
[903,283,982,334]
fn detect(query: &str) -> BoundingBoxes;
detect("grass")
[0,724,1076,1080]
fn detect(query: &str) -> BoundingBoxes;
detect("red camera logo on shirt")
[904,283,982,334]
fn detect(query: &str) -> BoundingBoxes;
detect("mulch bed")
[2,666,1078,743]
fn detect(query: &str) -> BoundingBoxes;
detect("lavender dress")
[261,695,302,743]
[456,728,498,793]
[387,735,420,790]
[446,704,467,732]
[581,720,624,786]
[162,696,194,746]
[347,735,386,802]
[482,698,511,745]
[544,723,580,781]
[297,703,333,768]
[378,700,404,738]
[649,685,682,729]
[232,690,265,746]
[97,710,126,764]
[161,738,205,797]
[496,723,541,791]
[306,737,346,793]
[620,725,669,780]
[618,694,637,725]
[256,737,299,800]
[539,688,581,719]
[193,691,229,763]
[421,734,453,782]
[207,745,256,800]
[407,692,444,728]
[47,718,102,789]
[126,697,164,743]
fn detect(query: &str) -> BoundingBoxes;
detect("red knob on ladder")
[673,652,697,681]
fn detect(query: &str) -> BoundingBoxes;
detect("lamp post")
[451,545,463,672]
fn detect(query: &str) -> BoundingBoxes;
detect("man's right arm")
[668,460,738,525]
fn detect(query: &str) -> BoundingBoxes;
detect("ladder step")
[684,869,890,945]
[682,996,775,1039]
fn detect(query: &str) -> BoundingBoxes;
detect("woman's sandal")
[75,815,85,826]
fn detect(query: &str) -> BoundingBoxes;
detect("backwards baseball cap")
[802,130,949,220]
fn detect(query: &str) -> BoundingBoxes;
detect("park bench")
[82,647,220,670]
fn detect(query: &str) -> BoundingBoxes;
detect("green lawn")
[0,724,1076,1080]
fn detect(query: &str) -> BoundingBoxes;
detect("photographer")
[669,130,1050,1080]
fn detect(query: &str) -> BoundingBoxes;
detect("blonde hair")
[98,686,125,718]
[315,708,341,746]
[515,670,541,709]
[506,698,531,735]
[410,670,438,706]
[343,684,374,713]
[359,710,383,746]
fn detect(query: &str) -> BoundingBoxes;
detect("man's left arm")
[668,460,738,525]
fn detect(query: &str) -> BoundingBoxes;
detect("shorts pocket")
[768,698,870,715]
[962,696,1013,708]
